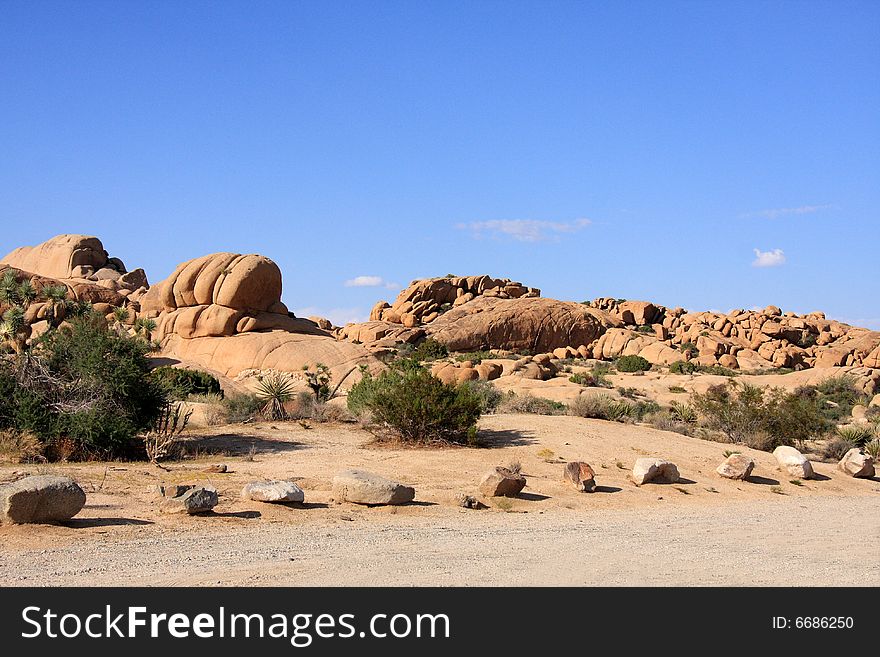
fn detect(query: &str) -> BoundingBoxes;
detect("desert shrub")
[835,424,874,447]
[497,393,567,415]
[302,363,332,402]
[692,381,829,451]
[811,376,864,421]
[0,429,43,463]
[454,350,496,364]
[668,385,686,393]
[568,395,634,422]
[615,355,651,372]
[822,436,854,461]
[635,324,654,334]
[346,365,384,418]
[142,401,192,462]
[221,393,263,423]
[150,366,222,400]
[647,412,695,437]
[591,363,613,387]
[864,438,880,460]
[669,360,697,375]
[346,362,482,444]
[696,365,739,377]
[616,386,639,399]
[680,342,698,355]
[0,314,167,459]
[669,400,697,424]
[569,372,596,386]
[459,379,503,413]
[405,338,448,362]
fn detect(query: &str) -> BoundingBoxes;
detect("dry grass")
[0,430,43,463]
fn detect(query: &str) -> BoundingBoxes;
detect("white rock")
[632,458,679,485]
[241,481,304,503]
[772,446,815,479]
[838,448,875,478]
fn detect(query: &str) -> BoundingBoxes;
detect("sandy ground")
[1,413,878,586]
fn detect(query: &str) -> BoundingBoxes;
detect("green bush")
[811,376,865,421]
[568,395,633,422]
[0,313,166,458]
[615,355,651,372]
[679,342,698,355]
[454,350,496,365]
[569,372,596,386]
[692,381,829,451]
[459,379,503,413]
[221,393,264,423]
[347,362,482,445]
[497,393,567,415]
[635,324,654,334]
[400,338,448,362]
[150,366,222,400]
[669,360,697,375]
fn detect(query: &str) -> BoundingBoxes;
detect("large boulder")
[427,296,612,353]
[772,446,815,479]
[332,470,415,505]
[478,466,526,497]
[0,475,86,524]
[241,481,305,503]
[1,234,108,280]
[631,458,680,485]
[838,448,875,478]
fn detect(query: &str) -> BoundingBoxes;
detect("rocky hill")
[2,235,878,391]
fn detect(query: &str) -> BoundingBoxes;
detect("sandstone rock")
[427,296,610,353]
[851,405,867,420]
[0,475,86,524]
[478,467,526,497]
[838,448,875,478]
[772,446,814,479]
[716,454,755,480]
[160,486,218,514]
[475,361,503,381]
[0,234,108,280]
[563,461,596,492]
[332,469,415,505]
[631,458,680,485]
[241,481,305,503]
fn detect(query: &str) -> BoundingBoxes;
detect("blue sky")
[1,1,878,328]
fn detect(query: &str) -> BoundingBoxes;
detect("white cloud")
[752,248,786,268]
[743,204,831,220]
[292,306,367,327]
[344,275,399,289]
[457,218,592,242]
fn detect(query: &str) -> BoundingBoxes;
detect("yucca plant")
[0,306,28,353]
[669,400,698,424]
[255,372,297,420]
[864,439,880,461]
[604,400,634,423]
[0,269,20,305]
[134,316,157,342]
[836,424,874,447]
[111,306,130,331]
[17,279,37,305]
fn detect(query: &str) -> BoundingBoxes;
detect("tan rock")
[838,448,875,478]
[716,454,754,480]
[478,467,526,497]
[773,446,814,479]
[631,458,679,485]
[563,462,596,492]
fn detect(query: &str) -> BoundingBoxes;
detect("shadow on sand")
[477,429,538,448]
[65,517,154,528]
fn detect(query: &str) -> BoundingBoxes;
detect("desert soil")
[1,413,878,586]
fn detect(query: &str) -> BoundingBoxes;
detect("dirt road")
[2,494,877,586]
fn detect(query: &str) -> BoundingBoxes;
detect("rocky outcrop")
[426,296,612,353]
[370,275,539,327]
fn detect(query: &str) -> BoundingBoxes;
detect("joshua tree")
[42,284,69,328]
[303,363,332,401]
[0,306,29,354]
[0,269,20,306]
[17,279,37,306]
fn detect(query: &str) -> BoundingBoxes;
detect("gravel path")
[3,494,877,586]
